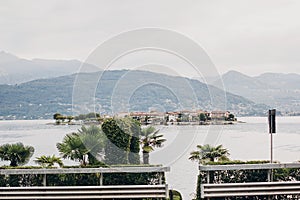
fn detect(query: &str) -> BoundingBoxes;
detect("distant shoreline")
[45,120,245,126]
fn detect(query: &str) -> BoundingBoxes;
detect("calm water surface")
[0,117,300,199]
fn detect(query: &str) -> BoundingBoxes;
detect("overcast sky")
[1,0,300,76]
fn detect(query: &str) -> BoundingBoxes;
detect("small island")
[52,110,237,126]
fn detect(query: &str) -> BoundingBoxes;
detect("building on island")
[115,110,235,125]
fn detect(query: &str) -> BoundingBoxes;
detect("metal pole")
[270,132,273,163]
[270,132,274,182]
[268,109,276,199]
[268,109,276,164]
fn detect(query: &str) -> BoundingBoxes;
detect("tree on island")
[53,113,61,120]
[0,143,34,167]
[57,125,106,166]
[53,113,62,124]
[53,113,68,124]
[226,113,235,121]
[66,116,74,123]
[199,113,207,122]
[189,144,230,164]
[140,126,166,164]
[74,113,101,121]
[35,155,63,168]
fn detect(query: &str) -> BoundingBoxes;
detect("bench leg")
[99,173,103,186]
[43,174,47,186]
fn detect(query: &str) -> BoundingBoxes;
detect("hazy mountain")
[0,70,267,119]
[212,70,300,114]
[0,51,100,84]
[256,72,300,90]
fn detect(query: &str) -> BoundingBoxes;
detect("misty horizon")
[0,50,299,80]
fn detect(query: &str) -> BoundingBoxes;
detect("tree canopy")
[35,155,63,167]
[102,117,141,165]
[0,143,34,166]
[189,144,230,164]
[57,125,106,166]
[140,126,166,164]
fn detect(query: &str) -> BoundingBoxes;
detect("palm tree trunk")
[10,159,17,167]
[143,151,149,164]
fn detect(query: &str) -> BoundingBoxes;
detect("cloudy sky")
[1,0,300,76]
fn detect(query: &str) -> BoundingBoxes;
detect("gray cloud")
[0,0,300,76]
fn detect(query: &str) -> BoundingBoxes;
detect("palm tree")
[35,155,63,167]
[57,133,85,164]
[0,143,34,167]
[57,125,105,166]
[189,144,230,164]
[140,126,166,164]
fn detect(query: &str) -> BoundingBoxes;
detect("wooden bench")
[199,163,300,199]
[201,181,300,198]
[0,166,170,199]
[0,184,168,199]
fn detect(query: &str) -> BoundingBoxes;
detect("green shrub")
[0,165,165,187]
[169,190,182,200]
[0,175,6,186]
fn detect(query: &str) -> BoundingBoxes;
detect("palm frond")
[189,144,230,164]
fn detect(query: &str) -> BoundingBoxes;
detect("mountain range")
[1,52,298,119]
[0,51,100,84]
[211,70,300,114]
[0,70,267,119]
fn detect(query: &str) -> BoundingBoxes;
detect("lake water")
[0,117,300,199]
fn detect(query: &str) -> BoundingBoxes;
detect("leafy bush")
[169,190,182,200]
[0,165,165,187]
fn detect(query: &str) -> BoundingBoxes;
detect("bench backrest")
[0,184,168,199]
[201,181,300,198]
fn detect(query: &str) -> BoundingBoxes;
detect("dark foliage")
[102,118,141,165]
